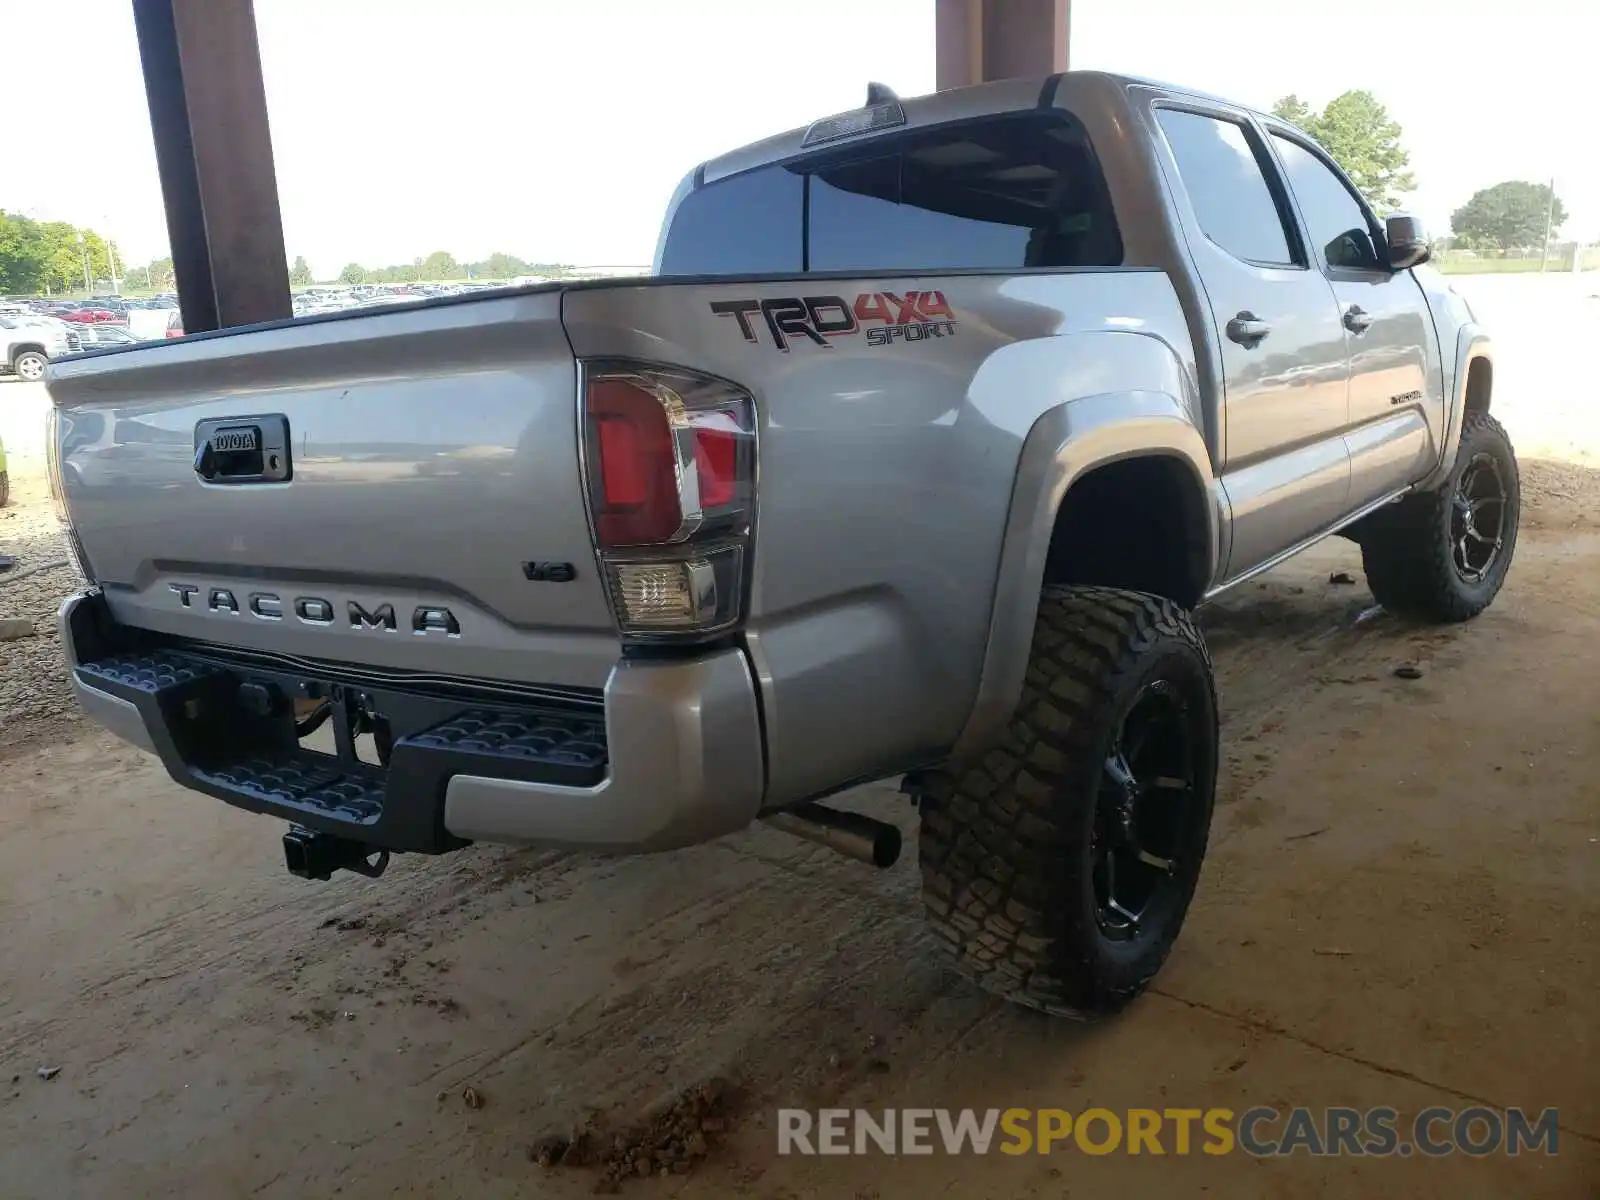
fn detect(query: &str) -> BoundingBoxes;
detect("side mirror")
[1385,213,1431,271]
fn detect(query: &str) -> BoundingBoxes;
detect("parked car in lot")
[66,324,141,351]
[126,307,178,340]
[1,313,72,381]
[47,71,1507,1020]
[59,305,123,325]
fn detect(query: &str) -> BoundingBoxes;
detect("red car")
[61,306,123,325]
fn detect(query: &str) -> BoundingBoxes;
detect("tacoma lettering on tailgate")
[169,583,461,636]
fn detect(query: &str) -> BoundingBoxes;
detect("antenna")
[865,82,899,105]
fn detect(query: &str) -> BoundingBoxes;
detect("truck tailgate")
[47,291,620,689]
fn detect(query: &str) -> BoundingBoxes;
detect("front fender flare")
[950,390,1215,762]
[1416,323,1491,493]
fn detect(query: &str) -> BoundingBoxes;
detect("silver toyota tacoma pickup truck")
[47,72,1510,1020]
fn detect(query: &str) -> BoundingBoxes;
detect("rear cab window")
[654,168,803,275]
[656,111,1122,276]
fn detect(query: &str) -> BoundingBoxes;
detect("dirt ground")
[2,407,1597,1196]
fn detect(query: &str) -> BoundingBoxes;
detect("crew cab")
[47,72,1509,1019]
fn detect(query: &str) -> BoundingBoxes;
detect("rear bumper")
[60,591,766,854]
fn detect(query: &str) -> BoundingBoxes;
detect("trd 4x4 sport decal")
[711,291,956,352]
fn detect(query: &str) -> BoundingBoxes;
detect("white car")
[1,314,72,381]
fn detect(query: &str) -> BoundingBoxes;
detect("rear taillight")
[581,362,756,643]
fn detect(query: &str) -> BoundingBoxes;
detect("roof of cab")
[696,69,1257,186]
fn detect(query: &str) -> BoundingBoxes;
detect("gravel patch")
[0,456,85,755]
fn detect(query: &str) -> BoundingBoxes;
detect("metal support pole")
[1539,176,1555,273]
[936,0,1069,89]
[131,0,292,332]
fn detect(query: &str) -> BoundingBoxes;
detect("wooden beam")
[936,0,1069,90]
[132,0,291,332]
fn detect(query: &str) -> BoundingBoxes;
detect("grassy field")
[1435,250,1600,274]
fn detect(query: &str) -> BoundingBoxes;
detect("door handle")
[1343,305,1373,333]
[1226,311,1271,346]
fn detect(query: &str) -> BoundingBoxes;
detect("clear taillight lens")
[607,548,744,631]
[581,362,756,643]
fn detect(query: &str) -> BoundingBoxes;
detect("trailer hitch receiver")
[283,825,390,881]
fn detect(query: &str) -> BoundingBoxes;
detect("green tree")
[0,214,144,294]
[339,262,368,284]
[0,212,50,293]
[1451,181,1565,252]
[475,251,528,279]
[79,230,115,285]
[289,255,314,286]
[1269,90,1416,211]
[38,222,91,293]
[1270,94,1314,129]
[141,257,175,290]
[420,250,459,281]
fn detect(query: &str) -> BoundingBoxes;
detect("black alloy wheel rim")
[1451,452,1508,584]
[1092,678,1198,941]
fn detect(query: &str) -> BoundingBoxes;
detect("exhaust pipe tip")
[865,822,902,869]
[763,802,903,869]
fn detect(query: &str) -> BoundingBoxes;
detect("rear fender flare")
[951,389,1215,762]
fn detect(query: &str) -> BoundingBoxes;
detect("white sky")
[6,0,1596,275]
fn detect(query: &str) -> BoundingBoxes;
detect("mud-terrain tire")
[919,586,1218,1019]
[1360,412,1519,623]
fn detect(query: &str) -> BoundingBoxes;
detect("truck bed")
[49,267,1193,852]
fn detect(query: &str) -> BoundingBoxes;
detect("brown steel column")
[132,0,291,332]
[936,0,1069,90]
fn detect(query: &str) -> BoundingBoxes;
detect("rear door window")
[807,115,1122,271]
[1156,109,1296,267]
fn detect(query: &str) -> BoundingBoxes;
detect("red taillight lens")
[589,378,679,545]
[692,416,739,509]
[584,368,754,550]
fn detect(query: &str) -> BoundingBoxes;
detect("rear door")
[1150,103,1352,579]
[1266,129,1440,509]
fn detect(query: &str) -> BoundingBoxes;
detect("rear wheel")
[919,586,1218,1019]
[1360,412,1519,622]
[13,351,47,383]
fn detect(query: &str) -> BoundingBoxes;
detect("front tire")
[1360,412,1519,622]
[919,587,1219,1019]
[14,351,48,383]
